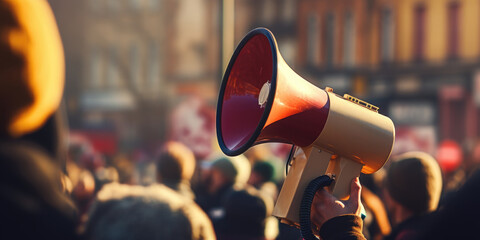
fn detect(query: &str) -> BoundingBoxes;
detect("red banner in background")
[70,130,118,155]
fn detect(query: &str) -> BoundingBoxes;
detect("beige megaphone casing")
[216,28,395,227]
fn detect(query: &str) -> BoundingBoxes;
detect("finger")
[347,177,362,209]
[315,188,338,205]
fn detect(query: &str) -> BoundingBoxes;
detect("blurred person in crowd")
[111,153,136,184]
[195,154,251,220]
[94,166,119,191]
[72,169,95,221]
[382,152,442,240]
[248,159,278,201]
[359,172,392,240]
[133,150,157,186]
[244,144,286,183]
[248,160,275,189]
[75,166,118,217]
[417,167,480,240]
[464,138,480,177]
[156,141,196,199]
[67,140,119,225]
[0,0,78,239]
[214,187,278,240]
[311,152,443,240]
[83,183,215,240]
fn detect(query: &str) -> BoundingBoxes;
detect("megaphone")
[216,28,395,227]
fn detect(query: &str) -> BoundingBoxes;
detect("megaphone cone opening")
[217,28,278,156]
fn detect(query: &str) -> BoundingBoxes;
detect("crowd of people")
[68,138,288,240]
[2,1,480,240]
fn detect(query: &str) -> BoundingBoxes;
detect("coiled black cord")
[299,175,334,240]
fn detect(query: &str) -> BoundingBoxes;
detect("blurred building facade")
[48,0,300,156]
[297,0,480,155]
[48,0,221,154]
[235,0,299,65]
[48,0,479,157]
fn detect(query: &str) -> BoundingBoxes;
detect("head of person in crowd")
[248,159,279,202]
[207,154,251,194]
[156,141,196,199]
[215,186,278,240]
[111,154,135,184]
[383,151,443,225]
[94,166,119,192]
[248,160,275,188]
[83,183,215,240]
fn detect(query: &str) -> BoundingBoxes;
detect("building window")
[413,5,426,61]
[326,13,335,67]
[149,0,160,9]
[307,13,320,65]
[262,0,276,24]
[282,0,296,21]
[447,2,460,59]
[380,8,394,62]
[343,11,355,67]
[106,47,120,89]
[129,44,142,91]
[148,43,161,92]
[129,0,142,10]
[89,48,104,89]
[89,0,101,11]
[107,0,121,12]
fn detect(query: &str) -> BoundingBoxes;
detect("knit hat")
[384,151,443,214]
[0,0,64,137]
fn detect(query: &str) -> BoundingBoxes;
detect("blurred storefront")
[297,0,480,155]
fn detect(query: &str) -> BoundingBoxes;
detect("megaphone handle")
[299,175,334,240]
[327,157,364,200]
[299,174,367,240]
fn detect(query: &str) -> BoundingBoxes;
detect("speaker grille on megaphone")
[217,28,330,156]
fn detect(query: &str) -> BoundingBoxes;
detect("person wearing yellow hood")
[0,0,77,239]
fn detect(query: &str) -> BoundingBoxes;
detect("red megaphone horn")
[216,28,395,227]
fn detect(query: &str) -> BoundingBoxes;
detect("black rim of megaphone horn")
[216,27,278,156]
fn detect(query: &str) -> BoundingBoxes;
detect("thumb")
[346,177,361,212]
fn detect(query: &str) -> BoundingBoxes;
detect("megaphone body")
[217,28,395,227]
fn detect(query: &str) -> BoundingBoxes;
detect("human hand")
[311,177,363,229]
